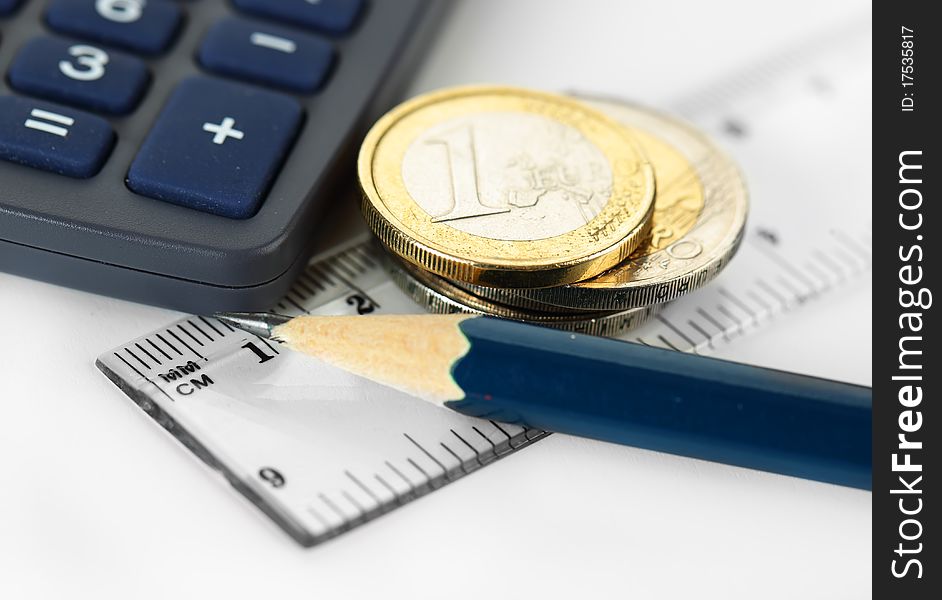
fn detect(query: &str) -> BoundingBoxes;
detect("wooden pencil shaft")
[235,311,872,489]
[447,317,872,489]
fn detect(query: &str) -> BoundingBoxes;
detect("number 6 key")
[44,0,184,55]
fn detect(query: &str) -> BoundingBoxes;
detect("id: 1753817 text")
[900,26,914,111]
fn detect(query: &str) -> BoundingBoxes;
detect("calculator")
[0,0,446,312]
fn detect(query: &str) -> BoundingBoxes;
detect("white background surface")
[1,1,871,598]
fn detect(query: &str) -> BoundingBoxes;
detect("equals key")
[0,96,115,178]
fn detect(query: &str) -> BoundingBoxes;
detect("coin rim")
[469,97,750,310]
[358,85,656,288]
[379,244,660,336]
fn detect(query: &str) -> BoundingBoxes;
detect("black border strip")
[874,4,937,595]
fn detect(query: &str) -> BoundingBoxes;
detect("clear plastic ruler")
[97,21,871,547]
[630,17,872,352]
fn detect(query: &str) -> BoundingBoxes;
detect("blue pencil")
[216,312,872,490]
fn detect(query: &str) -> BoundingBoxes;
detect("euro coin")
[358,85,656,288]
[379,246,659,337]
[458,98,748,311]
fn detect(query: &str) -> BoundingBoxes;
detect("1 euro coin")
[358,85,656,288]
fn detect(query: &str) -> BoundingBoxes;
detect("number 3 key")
[8,36,150,115]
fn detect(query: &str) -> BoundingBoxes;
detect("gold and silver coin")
[379,247,660,337]
[359,86,747,336]
[358,86,656,288]
[458,97,749,311]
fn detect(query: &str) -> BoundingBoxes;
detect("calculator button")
[198,17,334,93]
[0,96,115,178]
[232,0,364,34]
[45,0,183,55]
[7,37,150,115]
[127,77,302,219]
[0,0,25,16]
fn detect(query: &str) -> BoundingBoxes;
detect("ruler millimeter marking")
[98,241,549,546]
[98,22,871,546]
[628,225,871,355]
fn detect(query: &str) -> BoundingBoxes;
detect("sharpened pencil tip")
[273,314,474,404]
[214,312,293,339]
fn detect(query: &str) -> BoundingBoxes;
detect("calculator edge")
[0,0,452,311]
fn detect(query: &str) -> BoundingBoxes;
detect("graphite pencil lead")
[213,312,293,339]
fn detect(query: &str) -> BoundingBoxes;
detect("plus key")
[127,77,302,219]
[203,118,244,145]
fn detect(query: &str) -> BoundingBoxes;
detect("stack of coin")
[357,86,748,336]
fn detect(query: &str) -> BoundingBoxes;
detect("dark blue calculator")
[0,0,446,311]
